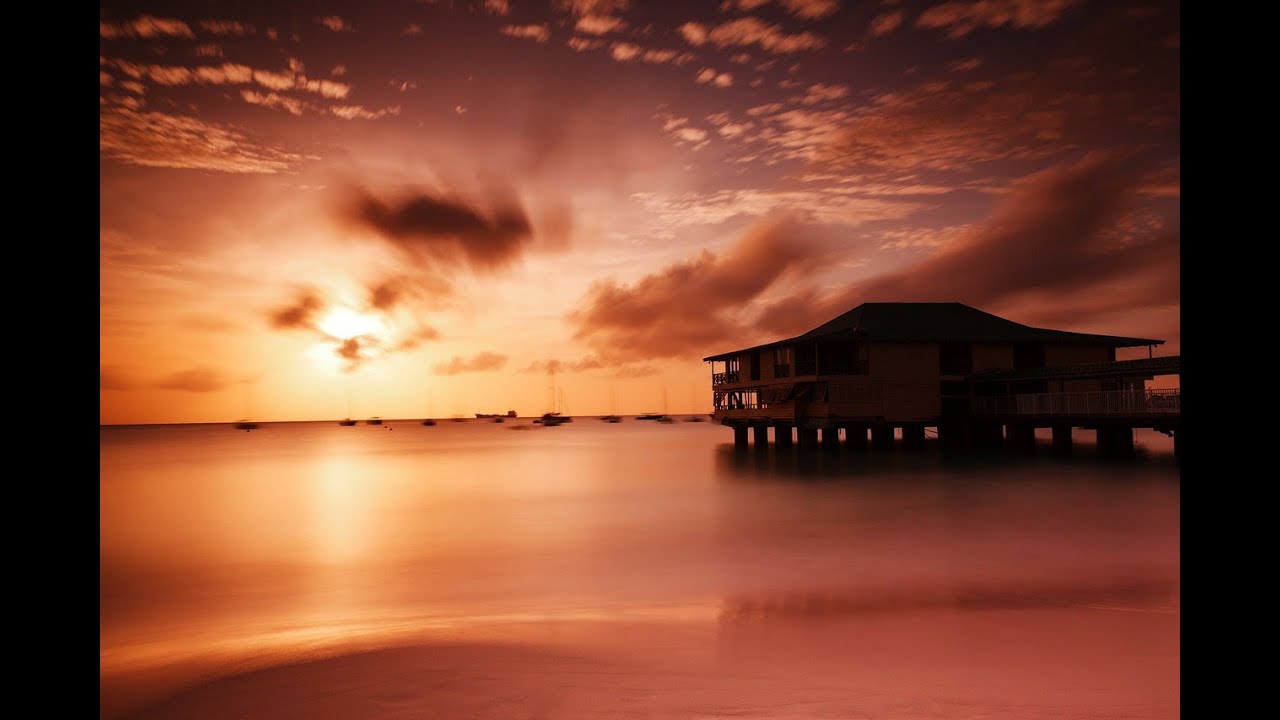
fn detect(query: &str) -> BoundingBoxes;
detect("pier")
[706,303,1180,456]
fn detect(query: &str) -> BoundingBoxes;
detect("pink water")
[101,421,1179,718]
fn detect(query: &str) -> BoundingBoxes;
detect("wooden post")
[775,424,793,448]
[734,425,749,448]
[821,427,840,451]
[752,424,768,447]
[902,423,925,448]
[871,423,894,449]
[1052,425,1072,453]
[798,427,818,448]
[845,423,868,450]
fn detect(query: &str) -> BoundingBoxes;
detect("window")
[1013,343,1045,369]
[939,343,972,375]
[773,347,792,378]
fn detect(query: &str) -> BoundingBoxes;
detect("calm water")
[101,420,1179,719]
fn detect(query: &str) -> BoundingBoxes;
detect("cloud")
[403,24,423,36]
[329,104,401,120]
[348,188,534,271]
[366,274,453,311]
[485,0,512,15]
[241,90,305,115]
[331,65,346,77]
[393,325,442,351]
[157,368,228,393]
[99,107,316,173]
[611,42,641,61]
[696,68,735,87]
[684,17,826,53]
[110,58,352,99]
[798,82,848,105]
[269,289,326,330]
[522,356,606,374]
[917,0,1076,38]
[949,57,983,72]
[199,20,255,36]
[433,352,509,375]
[315,16,353,32]
[101,366,137,391]
[577,15,626,34]
[843,154,1177,320]
[870,10,904,36]
[678,22,708,45]
[720,0,840,19]
[194,44,223,58]
[613,365,662,378]
[500,24,551,43]
[567,37,604,51]
[101,15,194,39]
[569,218,826,362]
[632,187,923,227]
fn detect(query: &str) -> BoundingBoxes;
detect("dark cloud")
[613,365,661,378]
[101,365,137,391]
[852,153,1176,308]
[366,274,452,311]
[569,218,823,362]
[269,288,325,330]
[349,188,533,271]
[521,356,606,374]
[433,352,509,376]
[393,326,442,351]
[156,367,227,393]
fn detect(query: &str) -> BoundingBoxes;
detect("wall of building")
[868,343,941,421]
[1044,344,1112,366]
[971,343,1014,372]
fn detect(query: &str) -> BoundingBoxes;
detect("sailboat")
[339,384,356,426]
[234,381,259,430]
[657,386,674,423]
[422,392,436,426]
[539,364,569,426]
[685,385,706,422]
[602,387,621,422]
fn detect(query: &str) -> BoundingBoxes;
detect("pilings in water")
[1006,423,1036,450]
[901,423,926,449]
[870,424,894,449]
[845,424,868,450]
[734,425,749,448]
[821,427,841,451]
[1051,425,1073,453]
[752,424,768,448]
[775,424,793,449]
[797,427,819,449]
[1096,425,1134,455]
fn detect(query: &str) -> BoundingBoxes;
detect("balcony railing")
[795,360,816,376]
[774,364,791,378]
[972,389,1180,416]
[713,370,741,385]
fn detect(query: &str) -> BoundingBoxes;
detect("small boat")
[234,421,259,431]
[450,416,466,423]
[422,418,437,426]
[636,413,664,421]
[540,412,567,427]
[657,415,674,424]
[338,419,357,427]
[506,410,517,417]
[367,417,383,425]
[493,416,505,423]
[684,414,706,422]
[601,414,621,423]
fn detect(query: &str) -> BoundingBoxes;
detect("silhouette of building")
[704,302,1179,453]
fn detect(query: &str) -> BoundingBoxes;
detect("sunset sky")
[100,0,1179,424]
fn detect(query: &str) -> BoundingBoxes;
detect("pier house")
[705,302,1179,453]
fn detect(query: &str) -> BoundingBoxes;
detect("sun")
[318,307,385,340]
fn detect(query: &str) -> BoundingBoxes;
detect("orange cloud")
[917,0,1076,38]
[156,368,227,393]
[433,352,509,375]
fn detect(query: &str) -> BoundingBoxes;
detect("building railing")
[713,370,740,385]
[774,363,791,378]
[795,360,816,376]
[972,389,1180,416]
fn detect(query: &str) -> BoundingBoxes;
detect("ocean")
[101,420,1179,719]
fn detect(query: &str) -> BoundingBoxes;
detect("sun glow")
[318,308,385,340]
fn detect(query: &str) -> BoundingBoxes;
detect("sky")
[100,0,1180,424]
